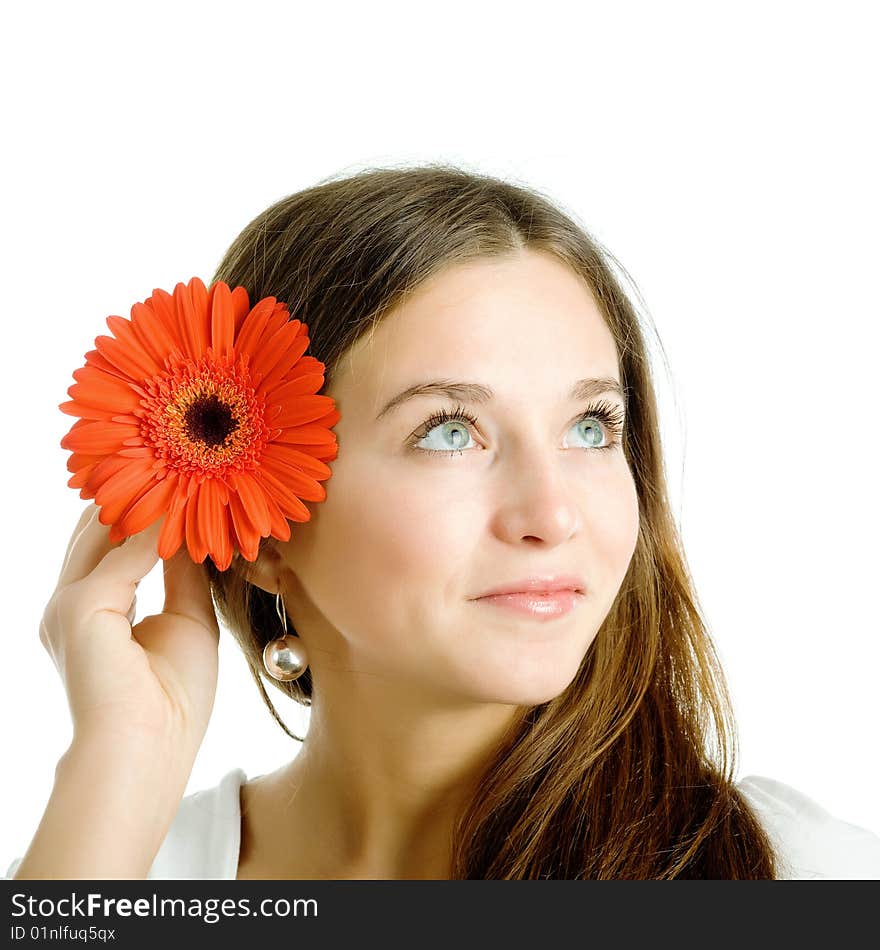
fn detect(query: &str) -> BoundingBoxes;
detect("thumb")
[85,517,165,616]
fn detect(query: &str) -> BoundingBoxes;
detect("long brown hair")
[204,162,778,878]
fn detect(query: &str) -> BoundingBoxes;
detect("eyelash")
[408,399,626,458]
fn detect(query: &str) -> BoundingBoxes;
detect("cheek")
[290,459,467,640]
[589,464,640,597]
[345,459,456,565]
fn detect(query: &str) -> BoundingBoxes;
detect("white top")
[6,770,880,880]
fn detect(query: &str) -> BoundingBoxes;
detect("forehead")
[332,250,620,407]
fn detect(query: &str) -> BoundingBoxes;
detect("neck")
[256,670,524,879]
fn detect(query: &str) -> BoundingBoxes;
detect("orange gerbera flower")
[59,277,339,572]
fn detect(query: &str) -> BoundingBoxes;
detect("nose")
[489,449,582,545]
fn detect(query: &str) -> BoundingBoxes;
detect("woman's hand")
[40,502,221,765]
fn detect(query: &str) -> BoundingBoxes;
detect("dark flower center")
[184,393,239,447]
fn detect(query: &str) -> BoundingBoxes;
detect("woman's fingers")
[162,547,219,638]
[77,517,165,617]
[55,503,120,589]
[52,502,218,642]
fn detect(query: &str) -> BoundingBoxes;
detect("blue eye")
[409,400,625,458]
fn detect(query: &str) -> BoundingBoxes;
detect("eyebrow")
[375,376,627,421]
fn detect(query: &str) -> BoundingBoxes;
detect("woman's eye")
[410,401,625,458]
[414,417,478,455]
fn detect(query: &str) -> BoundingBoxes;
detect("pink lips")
[474,590,584,619]
[473,575,586,598]
[471,575,586,620]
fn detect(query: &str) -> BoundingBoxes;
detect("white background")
[2,0,877,868]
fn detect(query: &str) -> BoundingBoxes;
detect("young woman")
[9,165,880,879]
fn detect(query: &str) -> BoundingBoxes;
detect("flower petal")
[254,465,311,521]
[157,482,189,559]
[105,315,164,377]
[190,277,212,356]
[93,333,154,382]
[66,451,104,473]
[130,302,179,365]
[227,488,261,562]
[61,421,141,454]
[198,477,227,567]
[262,444,331,489]
[271,394,337,428]
[261,488,291,542]
[249,319,304,384]
[172,282,198,361]
[265,373,325,406]
[210,506,234,572]
[229,471,271,535]
[233,296,277,359]
[68,464,98,490]
[209,281,235,360]
[254,335,313,399]
[185,479,209,563]
[230,285,251,337]
[116,472,180,535]
[264,304,292,341]
[95,461,157,525]
[83,348,132,382]
[271,423,337,448]
[67,372,143,413]
[117,446,154,459]
[59,400,119,422]
[145,288,181,344]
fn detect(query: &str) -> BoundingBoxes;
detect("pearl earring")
[262,591,309,682]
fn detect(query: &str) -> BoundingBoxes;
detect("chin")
[460,669,578,708]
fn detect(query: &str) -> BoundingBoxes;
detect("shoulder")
[735,774,880,879]
[146,767,247,880]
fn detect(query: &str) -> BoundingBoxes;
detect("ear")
[240,542,285,595]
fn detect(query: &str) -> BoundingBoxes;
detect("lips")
[472,574,586,599]
[473,589,584,620]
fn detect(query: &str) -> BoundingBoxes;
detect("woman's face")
[274,248,640,706]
